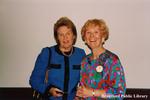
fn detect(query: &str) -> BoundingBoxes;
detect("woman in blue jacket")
[29,17,86,100]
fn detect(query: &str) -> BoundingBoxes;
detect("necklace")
[61,47,73,57]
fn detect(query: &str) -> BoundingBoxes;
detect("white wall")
[0,0,150,88]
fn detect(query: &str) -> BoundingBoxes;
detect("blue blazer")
[30,45,86,100]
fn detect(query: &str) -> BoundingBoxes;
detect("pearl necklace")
[61,47,73,57]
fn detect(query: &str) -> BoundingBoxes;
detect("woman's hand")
[76,84,93,98]
[49,87,64,97]
[76,84,106,99]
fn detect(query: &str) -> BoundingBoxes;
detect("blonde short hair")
[81,19,109,42]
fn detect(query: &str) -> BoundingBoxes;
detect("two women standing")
[30,17,126,100]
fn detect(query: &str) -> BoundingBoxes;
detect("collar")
[54,45,75,56]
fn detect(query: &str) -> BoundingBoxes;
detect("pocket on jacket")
[73,65,81,70]
[49,64,61,69]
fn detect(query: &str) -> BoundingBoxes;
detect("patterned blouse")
[79,50,126,100]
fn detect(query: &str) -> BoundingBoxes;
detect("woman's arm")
[103,56,126,99]
[76,85,106,98]
[29,47,49,94]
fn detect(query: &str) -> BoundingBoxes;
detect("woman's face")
[57,26,75,50]
[84,25,103,50]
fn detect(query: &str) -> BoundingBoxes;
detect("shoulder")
[42,45,57,53]
[82,53,91,62]
[73,46,86,55]
[105,50,119,60]
[74,46,85,52]
[105,50,122,65]
[39,45,56,55]
[46,45,56,49]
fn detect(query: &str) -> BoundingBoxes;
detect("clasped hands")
[76,83,93,98]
